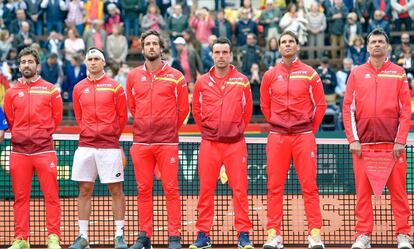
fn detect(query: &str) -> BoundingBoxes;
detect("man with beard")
[189,37,254,249]
[4,47,63,249]
[343,28,413,249]
[126,30,189,249]
[260,30,327,249]
[68,47,128,249]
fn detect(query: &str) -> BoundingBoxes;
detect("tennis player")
[343,28,413,249]
[260,30,327,249]
[4,47,63,249]
[69,47,128,249]
[190,37,254,249]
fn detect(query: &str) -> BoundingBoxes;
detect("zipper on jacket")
[374,74,378,141]
[94,81,99,135]
[287,68,291,122]
[150,73,154,143]
[28,85,31,137]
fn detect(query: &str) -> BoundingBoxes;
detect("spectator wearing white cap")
[174,36,203,84]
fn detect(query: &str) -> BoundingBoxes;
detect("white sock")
[79,220,89,239]
[115,220,125,237]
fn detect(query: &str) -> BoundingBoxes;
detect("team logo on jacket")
[170,157,176,164]
[18,91,24,97]
[310,151,315,158]
[84,88,90,94]
[208,82,213,87]
[364,74,371,79]
[399,157,404,163]
[277,75,283,81]
[49,161,56,168]
[141,76,147,81]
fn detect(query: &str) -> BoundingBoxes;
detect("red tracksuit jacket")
[260,59,327,134]
[73,74,128,148]
[4,77,63,154]
[192,65,253,143]
[343,59,411,144]
[126,61,189,144]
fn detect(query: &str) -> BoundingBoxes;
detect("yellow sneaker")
[47,234,61,249]
[8,239,30,249]
[263,229,283,249]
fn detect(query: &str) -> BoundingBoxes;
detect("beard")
[21,69,36,79]
[144,51,160,61]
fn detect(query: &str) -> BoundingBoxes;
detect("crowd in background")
[0,0,414,128]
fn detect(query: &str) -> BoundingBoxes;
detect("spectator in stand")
[396,42,414,75]
[367,10,390,34]
[120,0,144,38]
[212,10,233,40]
[174,36,203,84]
[0,0,12,28]
[190,7,215,46]
[9,8,32,35]
[259,0,282,41]
[343,12,362,47]
[239,33,261,77]
[65,0,85,35]
[106,24,128,64]
[201,34,216,73]
[155,0,170,16]
[0,69,9,108]
[104,3,122,35]
[25,0,43,35]
[84,0,104,28]
[114,62,130,91]
[263,37,280,69]
[167,4,188,56]
[13,21,37,52]
[249,62,261,113]
[40,52,63,89]
[31,42,47,63]
[393,32,414,62]
[0,29,13,60]
[182,29,202,56]
[64,27,85,62]
[279,3,309,45]
[373,0,391,20]
[141,4,166,33]
[306,1,326,59]
[239,0,259,21]
[347,35,368,65]
[235,8,258,47]
[215,0,225,11]
[335,57,353,110]
[327,0,349,59]
[41,0,67,34]
[83,19,107,50]
[168,4,188,41]
[316,57,337,105]
[391,0,414,31]
[6,48,19,81]
[61,53,86,104]
[163,48,184,74]
[47,31,64,62]
[355,0,374,32]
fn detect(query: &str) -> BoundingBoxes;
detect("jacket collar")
[208,64,236,84]
[17,75,41,85]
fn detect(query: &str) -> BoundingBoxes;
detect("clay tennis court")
[0,195,412,247]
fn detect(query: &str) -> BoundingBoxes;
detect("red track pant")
[196,139,252,234]
[130,144,181,237]
[266,133,322,234]
[353,143,411,237]
[9,151,61,239]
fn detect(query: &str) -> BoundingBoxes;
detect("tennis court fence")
[0,134,413,247]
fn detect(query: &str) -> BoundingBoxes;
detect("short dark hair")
[18,47,40,65]
[367,28,389,44]
[140,29,165,49]
[278,30,299,46]
[211,37,232,52]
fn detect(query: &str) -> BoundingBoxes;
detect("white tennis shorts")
[71,147,124,183]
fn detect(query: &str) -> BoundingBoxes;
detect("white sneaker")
[308,235,325,249]
[397,234,413,249]
[263,229,283,249]
[351,235,371,249]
